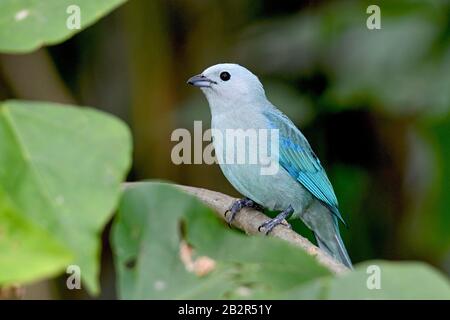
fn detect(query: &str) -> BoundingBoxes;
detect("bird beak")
[187,74,215,88]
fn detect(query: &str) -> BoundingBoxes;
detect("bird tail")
[314,223,353,269]
[302,201,353,269]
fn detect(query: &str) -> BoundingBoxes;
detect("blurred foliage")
[0,0,449,299]
[0,183,72,287]
[0,0,127,53]
[283,260,450,299]
[0,101,132,294]
[112,182,329,299]
[112,182,450,299]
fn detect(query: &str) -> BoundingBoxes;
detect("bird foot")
[225,198,263,225]
[258,206,294,235]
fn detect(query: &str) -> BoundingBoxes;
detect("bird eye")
[220,71,231,81]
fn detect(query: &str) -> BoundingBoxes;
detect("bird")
[187,63,352,268]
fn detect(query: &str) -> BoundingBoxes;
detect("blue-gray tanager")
[187,63,352,268]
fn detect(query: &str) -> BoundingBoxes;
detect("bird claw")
[224,209,233,227]
[257,206,294,235]
[224,198,263,225]
[224,204,240,225]
[258,219,291,235]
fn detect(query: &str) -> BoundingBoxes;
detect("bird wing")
[263,109,346,225]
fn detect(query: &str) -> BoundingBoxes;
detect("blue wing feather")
[264,110,346,226]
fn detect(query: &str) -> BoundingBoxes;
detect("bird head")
[187,63,266,113]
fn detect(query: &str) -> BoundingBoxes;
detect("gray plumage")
[188,63,352,268]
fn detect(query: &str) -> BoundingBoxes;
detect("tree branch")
[175,185,349,275]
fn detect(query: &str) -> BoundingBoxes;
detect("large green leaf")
[0,185,72,286]
[282,261,450,299]
[326,261,450,299]
[111,182,330,299]
[0,0,127,53]
[0,100,132,294]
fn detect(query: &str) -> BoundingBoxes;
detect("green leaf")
[0,100,132,294]
[111,182,330,299]
[327,261,450,299]
[0,185,73,286]
[281,261,450,299]
[0,0,127,53]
